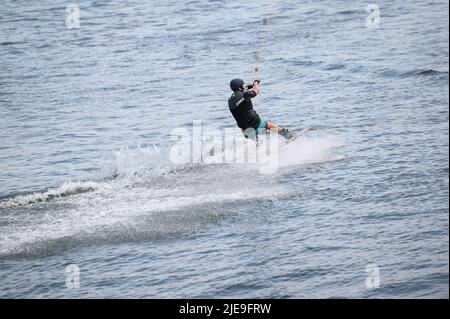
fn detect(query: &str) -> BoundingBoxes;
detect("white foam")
[0,181,105,210]
[200,133,344,170]
[278,135,345,167]
[0,133,344,258]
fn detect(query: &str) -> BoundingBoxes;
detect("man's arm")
[243,81,261,99]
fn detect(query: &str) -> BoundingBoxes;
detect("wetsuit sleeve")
[243,90,257,100]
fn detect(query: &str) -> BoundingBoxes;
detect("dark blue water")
[0,0,448,298]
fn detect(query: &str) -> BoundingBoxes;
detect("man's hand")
[253,80,261,94]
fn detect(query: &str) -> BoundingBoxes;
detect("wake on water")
[0,133,344,259]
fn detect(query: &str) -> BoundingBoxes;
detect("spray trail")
[0,133,343,259]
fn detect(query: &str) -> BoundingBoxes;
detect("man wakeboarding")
[228,78,295,140]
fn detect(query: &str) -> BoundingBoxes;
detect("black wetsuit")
[228,89,262,130]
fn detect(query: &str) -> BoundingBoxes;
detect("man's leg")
[266,121,282,133]
[266,121,295,139]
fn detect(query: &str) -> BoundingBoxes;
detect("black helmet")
[230,78,245,91]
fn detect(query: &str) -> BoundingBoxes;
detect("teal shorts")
[257,118,267,130]
[243,118,267,139]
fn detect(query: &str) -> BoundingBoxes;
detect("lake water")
[0,0,448,298]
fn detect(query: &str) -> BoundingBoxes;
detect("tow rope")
[254,0,278,81]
